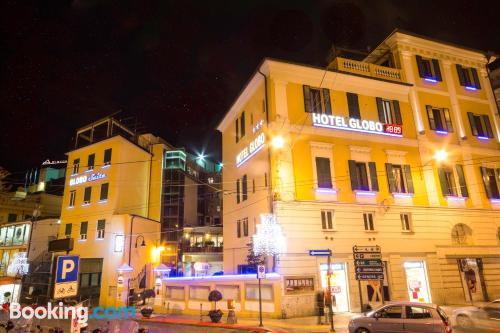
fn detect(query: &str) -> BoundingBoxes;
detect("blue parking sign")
[55,255,80,283]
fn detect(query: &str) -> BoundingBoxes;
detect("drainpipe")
[257,69,273,214]
[127,215,136,307]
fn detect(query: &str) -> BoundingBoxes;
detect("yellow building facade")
[217,30,500,316]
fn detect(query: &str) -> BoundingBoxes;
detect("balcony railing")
[183,246,223,253]
[330,57,404,83]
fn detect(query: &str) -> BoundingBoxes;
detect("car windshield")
[366,304,386,316]
[437,306,448,321]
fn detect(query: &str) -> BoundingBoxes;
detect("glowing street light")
[434,149,448,162]
[271,136,285,149]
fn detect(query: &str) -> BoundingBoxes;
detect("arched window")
[451,223,473,245]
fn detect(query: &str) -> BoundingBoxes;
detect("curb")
[137,315,276,332]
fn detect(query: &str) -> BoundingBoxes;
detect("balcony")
[329,57,404,83]
[183,246,223,254]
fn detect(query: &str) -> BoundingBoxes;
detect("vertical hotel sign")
[236,133,265,167]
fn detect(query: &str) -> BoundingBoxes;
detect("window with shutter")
[87,154,95,170]
[315,157,332,189]
[455,165,468,197]
[363,212,375,231]
[400,213,412,232]
[456,65,481,89]
[72,158,80,175]
[368,162,379,191]
[65,224,72,238]
[321,210,334,230]
[426,106,453,133]
[242,175,248,201]
[80,221,88,240]
[103,149,112,165]
[236,179,241,204]
[347,93,360,119]
[353,162,370,191]
[96,219,105,239]
[480,167,500,199]
[83,187,92,204]
[468,113,494,139]
[416,55,442,81]
[303,85,332,114]
[100,183,109,201]
[438,168,458,197]
[236,220,241,238]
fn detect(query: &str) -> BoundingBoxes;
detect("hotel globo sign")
[312,113,403,137]
[236,133,266,167]
[69,172,106,186]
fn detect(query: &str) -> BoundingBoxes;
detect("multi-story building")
[57,117,222,306]
[217,30,500,316]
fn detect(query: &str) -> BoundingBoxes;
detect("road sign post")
[257,265,266,327]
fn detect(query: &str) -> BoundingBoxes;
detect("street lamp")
[271,136,285,149]
[434,149,448,162]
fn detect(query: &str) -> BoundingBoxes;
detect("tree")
[246,239,265,272]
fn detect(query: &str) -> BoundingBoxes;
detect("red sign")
[331,285,341,293]
[384,124,403,135]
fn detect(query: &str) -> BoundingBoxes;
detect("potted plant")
[140,305,153,318]
[204,240,215,247]
[208,290,223,323]
[3,292,11,304]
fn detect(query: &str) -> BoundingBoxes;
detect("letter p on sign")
[62,260,75,279]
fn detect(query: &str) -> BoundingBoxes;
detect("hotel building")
[217,30,500,316]
[57,117,222,306]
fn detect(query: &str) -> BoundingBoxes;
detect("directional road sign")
[53,255,80,299]
[309,249,332,256]
[353,245,381,253]
[356,273,384,280]
[356,266,384,273]
[354,259,383,267]
[354,253,382,260]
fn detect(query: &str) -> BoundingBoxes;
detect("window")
[72,158,80,175]
[406,306,432,319]
[438,165,468,197]
[416,56,442,81]
[69,190,76,207]
[315,157,333,189]
[376,98,402,125]
[377,305,403,319]
[386,164,414,194]
[346,93,360,119]
[243,217,249,237]
[114,235,125,252]
[64,223,72,238]
[456,65,481,89]
[321,210,334,230]
[242,175,248,201]
[246,284,273,301]
[400,213,412,232]
[100,183,109,201]
[468,113,494,139]
[237,220,241,238]
[235,112,246,142]
[451,223,472,245]
[96,219,105,239]
[83,186,92,204]
[348,160,379,192]
[215,285,240,301]
[165,286,185,300]
[480,167,500,199]
[87,154,95,171]
[7,214,17,222]
[236,179,241,204]
[189,286,210,300]
[80,221,88,240]
[363,212,375,231]
[426,106,453,133]
[303,86,332,114]
[103,148,112,165]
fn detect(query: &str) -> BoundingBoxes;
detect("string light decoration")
[253,214,286,256]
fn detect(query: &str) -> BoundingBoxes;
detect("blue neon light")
[316,188,338,194]
[163,273,281,281]
[393,193,413,199]
[424,78,437,83]
[435,130,448,135]
[477,136,489,140]
[236,143,265,168]
[465,86,477,91]
[446,196,466,202]
[355,191,377,197]
[314,123,403,138]
[490,199,500,204]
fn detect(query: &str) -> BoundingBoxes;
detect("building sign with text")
[236,133,265,167]
[69,172,106,186]
[312,113,402,137]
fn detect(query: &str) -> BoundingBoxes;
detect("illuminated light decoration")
[98,200,108,204]
[355,190,377,197]
[81,203,90,207]
[393,193,414,199]
[312,113,403,138]
[434,150,448,162]
[42,159,68,166]
[424,78,438,83]
[194,262,211,271]
[252,119,264,134]
[435,130,448,135]
[117,275,124,286]
[155,278,162,286]
[383,124,403,135]
[465,86,477,91]
[101,164,111,169]
[236,133,266,167]
[477,136,490,140]
[490,199,500,204]
[271,136,285,149]
[163,272,281,281]
[446,196,466,202]
[69,172,106,186]
[253,214,286,256]
[154,264,171,273]
[316,188,338,194]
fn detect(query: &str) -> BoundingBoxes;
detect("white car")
[452,299,500,332]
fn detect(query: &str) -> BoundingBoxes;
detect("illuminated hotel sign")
[312,113,403,137]
[69,172,106,186]
[236,133,265,167]
[42,159,68,166]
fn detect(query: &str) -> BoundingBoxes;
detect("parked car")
[348,301,452,333]
[452,299,500,332]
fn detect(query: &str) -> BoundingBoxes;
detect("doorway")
[458,258,487,302]
[319,262,350,312]
[404,261,432,303]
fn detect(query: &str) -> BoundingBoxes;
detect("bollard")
[226,299,237,324]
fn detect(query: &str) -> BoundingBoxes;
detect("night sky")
[1,0,499,174]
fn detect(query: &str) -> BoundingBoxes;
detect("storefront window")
[285,277,314,294]
[0,228,6,246]
[189,286,210,300]
[165,286,184,300]
[215,285,240,301]
[246,284,273,301]
[320,263,350,312]
[12,225,25,245]
[404,261,431,303]
[5,227,14,247]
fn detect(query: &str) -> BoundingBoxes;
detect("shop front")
[319,263,350,312]
[458,258,487,302]
[403,261,432,303]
